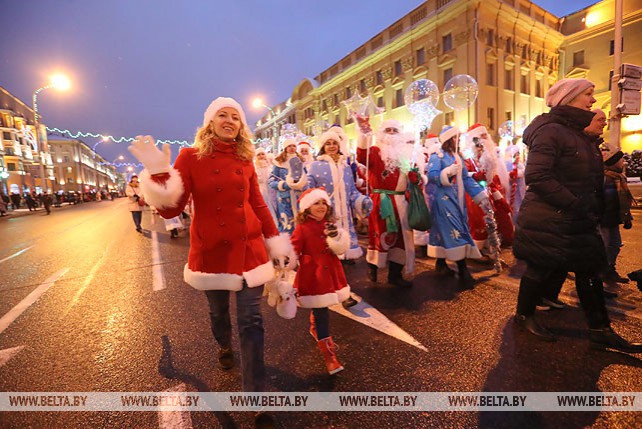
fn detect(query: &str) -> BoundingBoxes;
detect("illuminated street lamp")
[251,97,275,114]
[33,73,71,193]
[251,96,278,151]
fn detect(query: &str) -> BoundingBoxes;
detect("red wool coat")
[291,218,350,308]
[141,142,291,291]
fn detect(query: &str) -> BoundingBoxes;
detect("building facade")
[255,0,642,155]
[47,137,118,194]
[0,86,54,195]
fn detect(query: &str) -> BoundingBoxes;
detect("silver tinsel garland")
[478,193,504,273]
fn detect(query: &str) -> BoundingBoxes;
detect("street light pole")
[32,84,54,194]
[609,0,624,150]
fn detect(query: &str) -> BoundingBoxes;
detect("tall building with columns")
[254,0,642,154]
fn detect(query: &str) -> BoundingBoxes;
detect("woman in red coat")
[291,188,351,375]
[128,97,295,427]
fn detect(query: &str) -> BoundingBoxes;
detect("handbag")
[407,168,432,231]
[137,196,146,207]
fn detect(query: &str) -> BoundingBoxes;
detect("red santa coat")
[140,142,292,291]
[356,145,414,272]
[464,158,514,248]
[291,218,351,308]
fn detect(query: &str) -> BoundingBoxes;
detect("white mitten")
[446,162,462,177]
[128,135,171,175]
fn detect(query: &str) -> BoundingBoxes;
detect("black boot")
[456,259,475,287]
[514,314,556,342]
[589,327,642,353]
[367,263,378,282]
[435,258,455,276]
[388,261,412,288]
[218,347,234,370]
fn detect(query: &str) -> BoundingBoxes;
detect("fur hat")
[467,123,489,139]
[297,141,312,150]
[439,126,459,143]
[424,133,439,146]
[379,119,403,134]
[317,130,344,153]
[298,188,331,212]
[255,147,267,156]
[279,138,297,153]
[203,97,248,127]
[545,78,594,107]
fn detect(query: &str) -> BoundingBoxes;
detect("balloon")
[342,93,384,118]
[443,74,478,111]
[405,79,440,113]
[498,121,513,139]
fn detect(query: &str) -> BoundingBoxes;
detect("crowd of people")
[127,80,641,428]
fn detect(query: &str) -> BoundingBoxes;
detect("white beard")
[377,133,415,173]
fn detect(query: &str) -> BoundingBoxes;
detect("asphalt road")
[1,199,641,428]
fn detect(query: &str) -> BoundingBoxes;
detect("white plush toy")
[264,270,297,319]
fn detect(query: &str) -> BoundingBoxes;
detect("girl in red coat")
[291,188,351,374]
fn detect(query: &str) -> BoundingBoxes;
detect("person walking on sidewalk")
[125,175,144,232]
[291,188,351,375]
[513,78,642,353]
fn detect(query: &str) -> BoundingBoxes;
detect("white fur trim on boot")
[139,168,184,210]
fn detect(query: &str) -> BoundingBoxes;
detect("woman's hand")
[128,135,171,175]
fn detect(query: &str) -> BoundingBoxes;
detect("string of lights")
[46,127,191,146]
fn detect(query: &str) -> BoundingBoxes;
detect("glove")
[408,170,420,185]
[325,223,339,238]
[355,114,372,134]
[445,162,462,177]
[472,171,487,182]
[128,135,171,175]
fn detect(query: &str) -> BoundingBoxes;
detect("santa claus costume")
[268,139,308,234]
[128,97,295,402]
[463,123,514,250]
[291,188,351,374]
[356,118,414,288]
[297,140,315,170]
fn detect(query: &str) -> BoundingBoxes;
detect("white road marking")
[158,383,193,429]
[0,246,34,264]
[151,231,166,291]
[0,345,25,368]
[330,295,428,352]
[0,268,69,335]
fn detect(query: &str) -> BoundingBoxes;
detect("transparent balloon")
[443,74,478,111]
[498,121,514,139]
[405,79,440,113]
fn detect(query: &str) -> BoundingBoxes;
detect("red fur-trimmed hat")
[297,187,331,212]
[467,123,488,139]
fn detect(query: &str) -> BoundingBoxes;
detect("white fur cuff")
[286,174,307,191]
[277,181,288,192]
[265,233,297,263]
[139,168,184,210]
[326,230,350,255]
[473,191,487,204]
[439,169,453,187]
[354,194,369,219]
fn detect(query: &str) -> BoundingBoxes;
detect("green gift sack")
[408,169,431,231]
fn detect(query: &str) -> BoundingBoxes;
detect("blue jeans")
[131,211,142,229]
[205,283,265,392]
[599,226,622,267]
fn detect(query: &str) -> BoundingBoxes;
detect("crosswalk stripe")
[0,246,34,265]
[158,383,193,429]
[330,295,428,352]
[0,345,25,368]
[0,268,69,336]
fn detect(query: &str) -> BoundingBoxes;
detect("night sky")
[0,0,598,164]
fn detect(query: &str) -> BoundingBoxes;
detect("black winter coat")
[513,105,606,273]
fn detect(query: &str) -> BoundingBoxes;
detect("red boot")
[317,337,344,375]
[309,312,318,341]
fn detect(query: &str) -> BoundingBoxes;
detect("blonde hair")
[193,121,255,161]
[295,202,335,224]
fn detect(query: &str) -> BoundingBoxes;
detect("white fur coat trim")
[183,260,274,290]
[297,286,350,309]
[265,233,297,262]
[139,167,184,210]
[326,229,351,255]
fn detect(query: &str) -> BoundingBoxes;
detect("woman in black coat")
[513,78,641,353]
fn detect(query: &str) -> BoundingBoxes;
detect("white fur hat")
[439,126,459,143]
[467,123,488,140]
[379,119,403,133]
[203,97,248,127]
[298,188,332,212]
[317,130,343,152]
[279,138,297,153]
